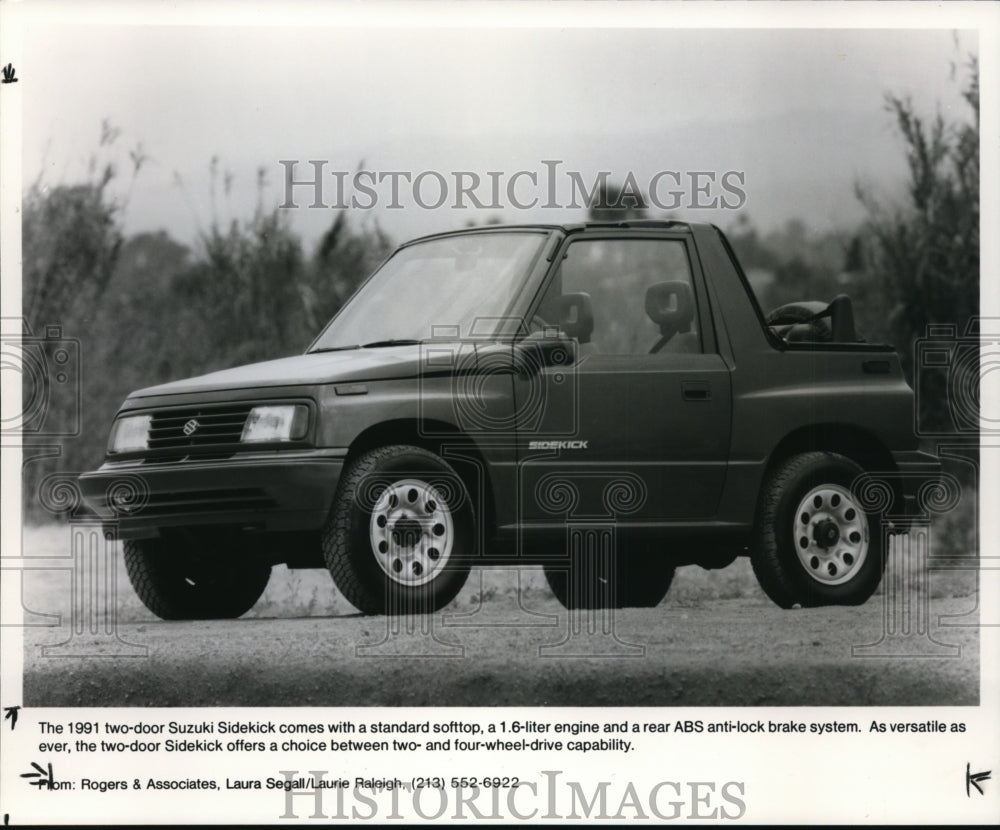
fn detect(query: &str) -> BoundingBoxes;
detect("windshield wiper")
[308,345,361,354]
[361,339,422,348]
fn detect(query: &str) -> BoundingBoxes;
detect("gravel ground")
[16,524,980,707]
[22,596,979,707]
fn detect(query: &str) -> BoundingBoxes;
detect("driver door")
[515,234,732,524]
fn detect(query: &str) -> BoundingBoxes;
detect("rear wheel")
[622,551,677,607]
[123,531,271,620]
[323,445,473,614]
[750,451,884,608]
[543,545,675,609]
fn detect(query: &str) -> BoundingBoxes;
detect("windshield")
[310,231,548,350]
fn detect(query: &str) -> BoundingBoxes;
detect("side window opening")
[534,238,701,356]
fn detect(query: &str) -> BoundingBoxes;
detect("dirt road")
[22,594,979,707]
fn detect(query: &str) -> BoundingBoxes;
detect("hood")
[131,346,428,397]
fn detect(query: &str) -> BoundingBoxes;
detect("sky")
[17,10,982,251]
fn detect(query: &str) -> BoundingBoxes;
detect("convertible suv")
[80,220,938,618]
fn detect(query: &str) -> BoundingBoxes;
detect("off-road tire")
[123,535,271,620]
[543,545,675,609]
[750,451,885,608]
[323,445,473,614]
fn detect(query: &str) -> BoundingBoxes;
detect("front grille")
[147,403,254,451]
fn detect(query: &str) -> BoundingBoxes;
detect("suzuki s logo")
[528,440,589,450]
[182,419,200,436]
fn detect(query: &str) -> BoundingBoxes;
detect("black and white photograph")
[1,0,997,824]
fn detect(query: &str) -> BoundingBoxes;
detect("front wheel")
[123,531,271,620]
[750,452,884,608]
[323,445,473,614]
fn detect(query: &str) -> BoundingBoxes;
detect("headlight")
[240,404,310,443]
[108,414,152,454]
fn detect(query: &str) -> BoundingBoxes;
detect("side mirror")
[515,331,577,375]
[557,292,594,344]
[645,281,694,337]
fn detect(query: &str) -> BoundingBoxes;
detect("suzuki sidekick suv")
[80,221,939,618]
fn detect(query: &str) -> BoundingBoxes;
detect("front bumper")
[79,449,345,539]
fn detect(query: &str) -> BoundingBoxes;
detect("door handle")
[682,381,711,401]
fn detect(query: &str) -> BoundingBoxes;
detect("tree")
[22,176,122,331]
[857,57,979,400]
[22,120,148,331]
[304,212,394,332]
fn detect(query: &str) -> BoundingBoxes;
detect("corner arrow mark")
[967,762,991,797]
[3,706,19,730]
